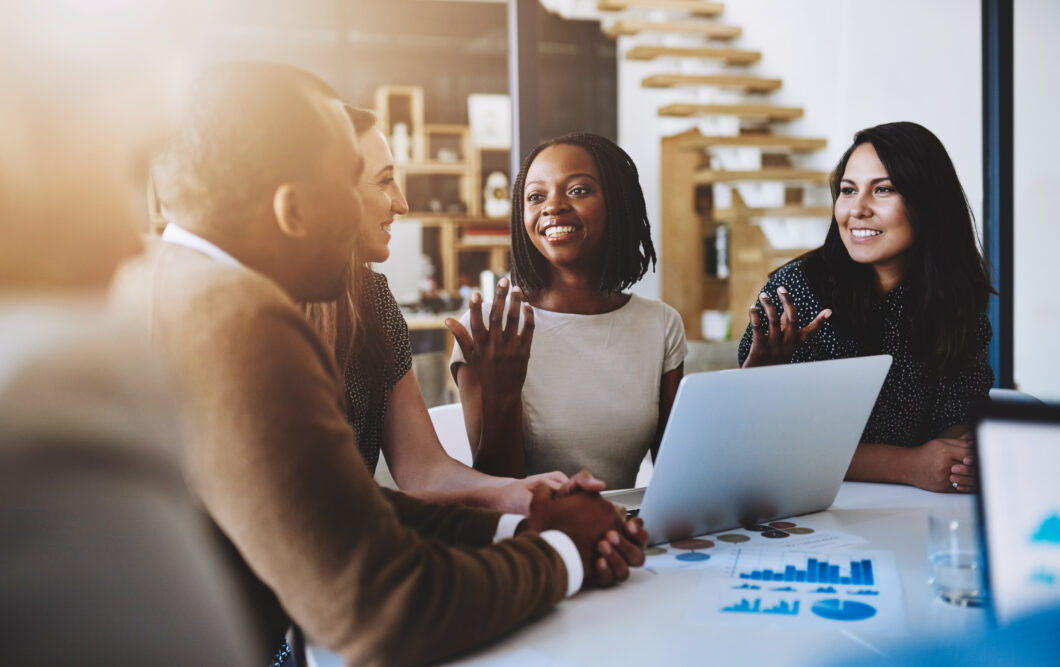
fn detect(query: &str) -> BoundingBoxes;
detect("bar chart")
[688,549,907,634]
[738,556,875,586]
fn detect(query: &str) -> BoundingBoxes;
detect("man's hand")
[905,436,976,493]
[742,286,830,368]
[525,471,647,588]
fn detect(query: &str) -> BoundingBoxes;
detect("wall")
[610,0,984,303]
[1013,0,1060,401]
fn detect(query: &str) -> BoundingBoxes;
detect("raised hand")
[742,286,831,368]
[906,436,977,493]
[445,277,534,396]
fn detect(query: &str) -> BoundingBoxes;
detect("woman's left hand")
[446,278,534,398]
[742,286,831,368]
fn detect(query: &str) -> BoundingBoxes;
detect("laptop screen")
[976,403,1060,625]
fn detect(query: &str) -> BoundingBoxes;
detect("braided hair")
[509,132,656,293]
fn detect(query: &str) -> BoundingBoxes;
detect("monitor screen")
[977,407,1060,625]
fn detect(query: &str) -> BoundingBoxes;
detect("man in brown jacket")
[110,62,646,666]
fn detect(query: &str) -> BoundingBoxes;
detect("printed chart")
[686,548,907,635]
[643,520,866,571]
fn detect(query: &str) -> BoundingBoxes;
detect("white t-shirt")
[450,294,687,489]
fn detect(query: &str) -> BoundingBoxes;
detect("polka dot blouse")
[737,260,994,448]
[343,271,412,473]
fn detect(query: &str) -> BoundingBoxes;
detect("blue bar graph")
[722,598,800,615]
[738,557,875,587]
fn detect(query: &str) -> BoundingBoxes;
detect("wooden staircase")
[642,73,781,93]
[597,0,724,16]
[593,1,832,340]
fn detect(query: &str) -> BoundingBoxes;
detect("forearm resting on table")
[845,443,917,485]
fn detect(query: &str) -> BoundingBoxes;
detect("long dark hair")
[796,121,993,376]
[509,132,656,293]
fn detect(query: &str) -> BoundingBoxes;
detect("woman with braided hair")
[448,133,687,489]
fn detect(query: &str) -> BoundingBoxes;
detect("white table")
[312,483,986,666]
[448,482,986,666]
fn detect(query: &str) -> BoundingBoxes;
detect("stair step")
[693,168,831,184]
[626,44,760,65]
[597,0,724,16]
[659,103,803,122]
[643,73,781,93]
[682,134,826,152]
[606,19,741,39]
[714,205,833,218]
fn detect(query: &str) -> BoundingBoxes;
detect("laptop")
[606,355,892,545]
[975,401,1060,625]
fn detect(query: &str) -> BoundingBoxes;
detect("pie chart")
[810,599,877,621]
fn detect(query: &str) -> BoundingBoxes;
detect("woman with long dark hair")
[304,107,571,514]
[738,121,993,493]
[447,133,687,488]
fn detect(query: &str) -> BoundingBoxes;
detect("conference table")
[313,482,988,666]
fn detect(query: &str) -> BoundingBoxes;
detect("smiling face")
[522,143,607,276]
[355,127,408,263]
[834,142,916,291]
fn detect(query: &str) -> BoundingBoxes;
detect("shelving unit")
[375,85,512,298]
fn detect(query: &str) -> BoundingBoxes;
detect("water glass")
[928,510,987,606]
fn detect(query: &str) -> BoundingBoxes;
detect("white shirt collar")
[161,223,242,268]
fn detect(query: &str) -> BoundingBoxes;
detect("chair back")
[427,403,473,466]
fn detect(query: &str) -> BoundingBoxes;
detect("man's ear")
[273,184,308,239]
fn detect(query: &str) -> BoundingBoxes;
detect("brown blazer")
[109,239,568,666]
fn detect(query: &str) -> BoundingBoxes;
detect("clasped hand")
[742,286,831,368]
[524,470,648,588]
[446,278,533,395]
[908,435,977,493]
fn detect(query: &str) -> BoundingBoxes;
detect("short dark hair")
[509,132,656,293]
[797,121,993,375]
[153,62,342,226]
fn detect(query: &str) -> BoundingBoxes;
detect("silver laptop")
[976,402,1060,625]
[607,355,891,545]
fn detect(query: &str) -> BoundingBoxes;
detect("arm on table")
[382,368,566,514]
[845,425,975,493]
[180,294,578,666]
[651,364,683,462]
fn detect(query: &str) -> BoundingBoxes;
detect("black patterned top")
[737,260,993,448]
[343,271,413,473]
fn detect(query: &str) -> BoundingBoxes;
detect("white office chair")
[427,402,473,466]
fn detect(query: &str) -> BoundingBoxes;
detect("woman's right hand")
[741,286,831,368]
[445,277,535,397]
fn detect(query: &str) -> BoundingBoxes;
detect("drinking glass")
[928,510,988,607]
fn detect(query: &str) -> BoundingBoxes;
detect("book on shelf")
[461,227,510,246]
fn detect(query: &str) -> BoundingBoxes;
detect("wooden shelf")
[642,73,782,93]
[398,162,471,175]
[676,133,826,152]
[606,19,741,39]
[456,241,510,251]
[626,44,760,65]
[693,168,830,184]
[659,103,803,122]
[597,0,724,16]
[714,205,833,219]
